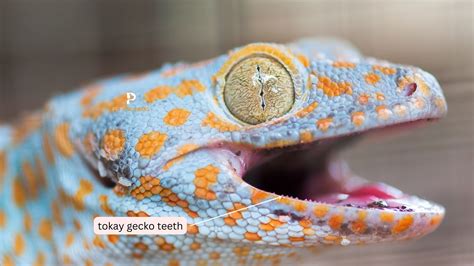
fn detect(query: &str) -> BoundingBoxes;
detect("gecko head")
[73,39,447,251]
[197,40,447,246]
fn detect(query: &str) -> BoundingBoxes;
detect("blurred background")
[0,0,472,265]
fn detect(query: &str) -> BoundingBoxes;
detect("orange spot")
[196,260,207,266]
[54,123,75,157]
[364,72,381,85]
[83,94,128,119]
[65,232,74,247]
[289,236,305,242]
[393,104,408,117]
[434,97,446,112]
[24,212,32,232]
[102,129,126,159]
[187,224,199,234]
[134,242,149,252]
[376,105,392,120]
[13,179,26,207]
[328,214,344,230]
[155,237,175,252]
[233,246,251,257]
[299,219,312,228]
[22,160,40,199]
[34,251,46,266]
[73,219,82,231]
[163,108,191,126]
[303,228,315,236]
[14,233,25,256]
[131,253,143,259]
[430,214,444,227]
[0,152,6,186]
[43,134,55,164]
[51,202,63,226]
[265,139,294,149]
[209,252,220,260]
[296,54,310,68]
[413,97,426,109]
[93,236,106,249]
[313,204,329,218]
[63,255,72,265]
[0,210,5,228]
[3,255,14,266]
[135,131,168,158]
[380,212,395,223]
[202,112,239,132]
[190,242,201,250]
[295,102,318,118]
[194,165,219,200]
[324,235,342,243]
[358,93,370,105]
[144,80,206,103]
[130,176,197,217]
[127,210,150,217]
[108,235,120,244]
[73,179,94,211]
[332,61,356,68]
[258,223,274,231]
[176,80,206,97]
[351,111,365,127]
[225,202,246,226]
[35,157,46,189]
[251,190,270,204]
[317,118,333,132]
[299,131,313,143]
[276,197,292,205]
[244,232,262,241]
[99,195,115,216]
[293,201,307,212]
[373,65,396,75]
[38,219,53,241]
[259,217,284,232]
[168,259,180,266]
[317,76,352,97]
[83,239,91,250]
[144,86,173,103]
[350,211,367,234]
[113,184,128,197]
[392,214,414,234]
[375,92,385,101]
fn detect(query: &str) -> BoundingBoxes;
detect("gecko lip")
[241,119,444,213]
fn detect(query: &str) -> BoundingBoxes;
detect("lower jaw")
[244,156,442,214]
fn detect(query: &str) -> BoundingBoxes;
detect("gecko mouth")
[242,120,442,213]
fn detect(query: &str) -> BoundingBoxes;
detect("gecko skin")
[0,38,447,266]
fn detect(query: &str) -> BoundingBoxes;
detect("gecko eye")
[223,56,295,125]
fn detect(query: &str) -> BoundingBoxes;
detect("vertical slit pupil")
[256,64,266,110]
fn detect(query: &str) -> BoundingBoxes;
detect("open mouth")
[241,119,442,214]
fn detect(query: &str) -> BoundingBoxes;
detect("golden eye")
[223,56,295,125]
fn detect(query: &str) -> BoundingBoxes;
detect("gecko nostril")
[403,82,417,96]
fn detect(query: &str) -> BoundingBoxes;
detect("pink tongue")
[314,183,406,207]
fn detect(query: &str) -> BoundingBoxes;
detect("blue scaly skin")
[0,38,447,265]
